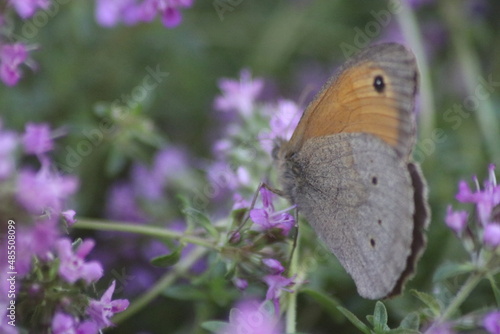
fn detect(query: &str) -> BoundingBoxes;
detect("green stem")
[439,272,483,321]
[73,219,218,250]
[441,0,500,160]
[285,227,300,333]
[487,274,500,307]
[396,1,436,143]
[112,246,208,324]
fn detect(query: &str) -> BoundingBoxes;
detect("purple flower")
[147,0,193,28]
[16,162,79,215]
[105,181,147,222]
[22,122,54,155]
[130,146,190,200]
[15,219,60,276]
[232,193,250,210]
[455,165,500,226]
[207,162,243,195]
[445,206,468,234]
[214,69,264,117]
[95,0,193,28]
[250,188,295,235]
[456,180,476,203]
[262,259,284,274]
[87,280,130,329]
[0,43,29,86]
[233,277,248,290]
[484,224,500,248]
[31,218,60,258]
[221,300,282,334]
[259,99,302,153]
[263,274,295,314]
[62,210,77,226]
[52,312,98,334]
[131,163,163,200]
[484,311,500,334]
[153,146,189,181]
[0,122,18,179]
[10,0,50,18]
[56,238,103,284]
[95,0,135,27]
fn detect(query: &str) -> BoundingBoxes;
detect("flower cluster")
[0,43,31,86]
[0,121,128,333]
[95,0,194,28]
[250,187,295,236]
[446,164,500,248]
[209,69,302,206]
[440,164,500,334]
[207,70,302,330]
[0,0,194,87]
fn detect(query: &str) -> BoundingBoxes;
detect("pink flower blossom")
[250,187,295,235]
[56,238,103,284]
[86,281,129,329]
[214,69,264,117]
[484,310,500,334]
[444,206,468,234]
[22,122,54,155]
[0,43,29,86]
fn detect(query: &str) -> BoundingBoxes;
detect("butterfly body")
[275,43,429,299]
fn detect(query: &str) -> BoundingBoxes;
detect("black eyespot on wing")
[373,75,385,93]
[371,176,378,185]
[370,238,376,247]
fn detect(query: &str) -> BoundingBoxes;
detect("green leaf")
[201,321,230,333]
[301,288,344,323]
[230,207,248,228]
[387,329,421,334]
[373,301,389,332]
[71,238,83,249]
[179,196,219,238]
[337,306,371,334]
[106,147,127,177]
[411,290,442,316]
[259,300,275,317]
[209,276,235,307]
[487,274,500,306]
[399,312,420,330]
[433,262,475,282]
[150,246,183,267]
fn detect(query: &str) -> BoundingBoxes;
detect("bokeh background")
[4,0,500,332]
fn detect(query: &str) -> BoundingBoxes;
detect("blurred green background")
[4,0,500,332]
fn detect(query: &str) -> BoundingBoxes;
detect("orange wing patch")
[284,62,410,158]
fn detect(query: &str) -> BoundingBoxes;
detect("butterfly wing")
[284,43,418,160]
[276,43,428,299]
[285,132,425,299]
